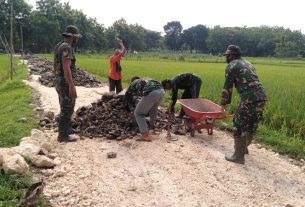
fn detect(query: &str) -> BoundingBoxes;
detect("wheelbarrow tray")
[177,99,226,136]
[178,99,223,120]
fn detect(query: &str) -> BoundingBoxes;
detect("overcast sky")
[27,0,305,34]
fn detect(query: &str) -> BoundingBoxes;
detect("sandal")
[136,137,152,142]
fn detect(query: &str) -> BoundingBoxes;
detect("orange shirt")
[109,52,124,80]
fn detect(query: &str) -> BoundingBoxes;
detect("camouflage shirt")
[53,41,76,77]
[171,73,201,105]
[221,59,268,106]
[124,79,163,111]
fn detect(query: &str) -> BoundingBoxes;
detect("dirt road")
[24,72,305,207]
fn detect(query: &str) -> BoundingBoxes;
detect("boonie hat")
[62,25,82,37]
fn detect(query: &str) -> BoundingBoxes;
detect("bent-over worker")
[124,77,165,141]
[161,73,202,117]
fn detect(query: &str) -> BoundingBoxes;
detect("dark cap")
[223,45,241,56]
[131,76,140,83]
[62,25,82,38]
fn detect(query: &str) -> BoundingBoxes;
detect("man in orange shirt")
[108,39,126,94]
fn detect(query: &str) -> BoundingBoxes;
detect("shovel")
[166,101,178,141]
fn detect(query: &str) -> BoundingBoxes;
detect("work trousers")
[108,76,123,94]
[134,88,165,133]
[54,77,75,120]
[233,101,267,138]
[54,76,76,135]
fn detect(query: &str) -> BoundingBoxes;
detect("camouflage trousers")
[233,101,266,138]
[54,76,75,120]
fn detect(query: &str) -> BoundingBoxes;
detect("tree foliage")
[182,25,208,53]
[1,0,305,57]
[144,30,162,50]
[206,26,305,57]
[163,21,183,51]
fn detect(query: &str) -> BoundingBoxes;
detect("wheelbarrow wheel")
[184,119,193,136]
[207,125,214,135]
[190,122,196,137]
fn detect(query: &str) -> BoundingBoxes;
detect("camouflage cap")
[223,45,241,56]
[62,25,82,37]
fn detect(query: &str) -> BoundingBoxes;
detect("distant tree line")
[1,0,305,57]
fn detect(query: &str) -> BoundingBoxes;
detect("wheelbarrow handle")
[166,100,174,138]
[215,114,234,120]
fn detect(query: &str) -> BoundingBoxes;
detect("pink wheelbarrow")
[178,99,232,137]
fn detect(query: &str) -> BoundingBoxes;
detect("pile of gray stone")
[27,57,102,87]
[0,129,59,175]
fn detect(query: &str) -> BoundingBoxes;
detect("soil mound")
[73,94,186,140]
[27,57,101,87]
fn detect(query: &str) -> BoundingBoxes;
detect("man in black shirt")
[161,73,202,117]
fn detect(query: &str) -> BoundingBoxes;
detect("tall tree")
[206,26,236,55]
[182,25,208,53]
[144,30,162,50]
[107,18,131,50]
[129,24,146,51]
[2,0,305,57]
[106,19,147,52]
[28,0,62,52]
[163,21,183,51]
[26,0,107,53]
[0,0,32,52]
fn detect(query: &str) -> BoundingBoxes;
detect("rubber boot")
[244,132,253,154]
[57,116,77,142]
[67,119,80,135]
[225,137,246,164]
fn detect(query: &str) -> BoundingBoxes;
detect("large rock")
[31,129,48,141]
[12,143,41,157]
[31,155,55,168]
[20,129,53,152]
[40,142,53,152]
[20,137,52,152]
[0,148,29,174]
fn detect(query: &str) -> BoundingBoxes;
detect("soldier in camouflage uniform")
[221,45,268,164]
[161,73,202,117]
[53,25,81,142]
[124,77,165,141]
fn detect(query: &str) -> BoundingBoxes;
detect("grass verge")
[0,56,47,207]
[0,171,31,207]
[257,126,305,159]
[0,60,36,147]
[0,171,48,207]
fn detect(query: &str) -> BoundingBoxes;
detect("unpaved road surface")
[25,70,305,207]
